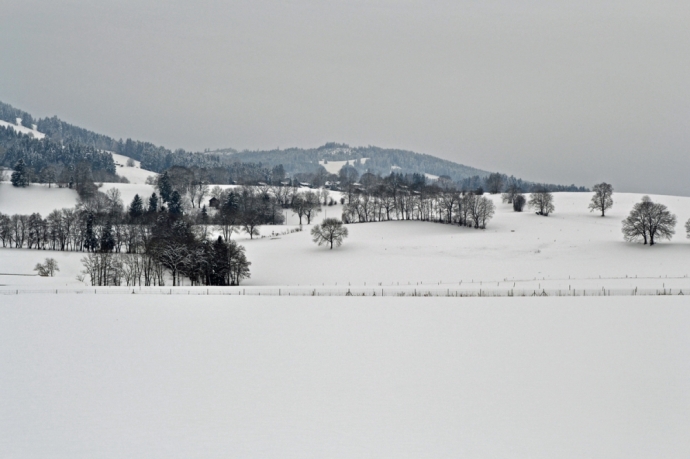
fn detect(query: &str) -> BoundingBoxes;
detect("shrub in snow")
[34,258,59,277]
[513,194,526,212]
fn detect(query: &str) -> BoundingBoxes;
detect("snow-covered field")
[2,187,690,292]
[2,179,690,457]
[0,182,79,215]
[0,294,688,458]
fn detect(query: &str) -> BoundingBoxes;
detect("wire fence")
[1,286,689,297]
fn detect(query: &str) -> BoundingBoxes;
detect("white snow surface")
[0,294,688,458]
[0,119,45,139]
[0,182,79,215]
[111,153,157,184]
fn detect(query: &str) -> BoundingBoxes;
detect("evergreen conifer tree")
[148,193,159,213]
[11,159,29,187]
[129,194,144,219]
[100,222,115,252]
[84,212,98,252]
[158,172,173,203]
[168,190,183,215]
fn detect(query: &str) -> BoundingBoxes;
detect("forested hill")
[0,100,587,191]
[210,143,490,182]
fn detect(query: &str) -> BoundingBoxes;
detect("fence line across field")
[0,286,688,297]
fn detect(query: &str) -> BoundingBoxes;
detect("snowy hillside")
[111,153,156,184]
[0,118,45,139]
[0,182,79,215]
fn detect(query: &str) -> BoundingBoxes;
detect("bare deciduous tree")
[303,190,322,224]
[311,218,349,249]
[589,182,614,216]
[529,187,555,216]
[501,183,522,204]
[468,196,495,229]
[622,196,676,245]
[34,258,59,277]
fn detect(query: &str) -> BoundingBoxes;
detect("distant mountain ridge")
[0,100,586,191]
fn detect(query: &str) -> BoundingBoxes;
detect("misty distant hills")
[0,100,586,191]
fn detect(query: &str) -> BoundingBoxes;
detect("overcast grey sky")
[1,1,689,194]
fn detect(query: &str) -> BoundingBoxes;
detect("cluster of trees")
[478,172,587,194]
[335,173,496,228]
[8,157,108,199]
[0,187,251,286]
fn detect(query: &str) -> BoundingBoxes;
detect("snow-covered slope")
[0,119,45,139]
[1,294,688,458]
[0,182,78,215]
[318,158,367,175]
[111,153,156,184]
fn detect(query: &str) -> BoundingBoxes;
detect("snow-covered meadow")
[2,182,690,292]
[1,294,689,458]
[2,177,690,458]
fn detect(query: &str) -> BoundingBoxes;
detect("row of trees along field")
[0,186,251,287]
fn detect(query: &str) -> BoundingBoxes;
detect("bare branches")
[528,187,555,216]
[589,183,614,216]
[311,218,349,249]
[622,196,676,245]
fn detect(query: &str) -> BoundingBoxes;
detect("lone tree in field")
[311,218,349,249]
[589,182,614,216]
[622,196,676,245]
[528,187,555,216]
